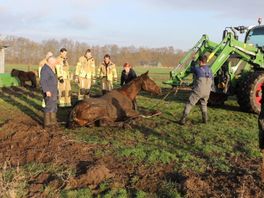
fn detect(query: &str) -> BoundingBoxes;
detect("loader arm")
[164,32,264,87]
[208,32,264,82]
[163,35,220,86]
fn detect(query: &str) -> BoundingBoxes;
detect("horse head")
[140,71,162,95]
[11,69,19,77]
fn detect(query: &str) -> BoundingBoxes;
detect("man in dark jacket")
[120,63,137,86]
[180,55,213,125]
[258,85,264,181]
[40,56,58,129]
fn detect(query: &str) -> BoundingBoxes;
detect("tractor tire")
[208,92,228,106]
[237,71,264,114]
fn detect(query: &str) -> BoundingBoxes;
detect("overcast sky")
[0,0,263,50]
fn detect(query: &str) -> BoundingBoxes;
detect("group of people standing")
[39,48,213,129]
[39,48,137,129]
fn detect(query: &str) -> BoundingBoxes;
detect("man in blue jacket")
[40,55,58,129]
[180,55,213,125]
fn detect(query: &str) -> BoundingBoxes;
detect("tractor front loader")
[164,19,264,114]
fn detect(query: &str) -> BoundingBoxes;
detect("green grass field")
[0,65,263,197]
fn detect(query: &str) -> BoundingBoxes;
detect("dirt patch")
[0,115,175,196]
[1,112,264,197]
[174,156,264,197]
[67,164,113,189]
[0,117,96,166]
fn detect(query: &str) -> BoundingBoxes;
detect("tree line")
[2,35,185,68]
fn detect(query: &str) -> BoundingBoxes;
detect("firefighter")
[75,49,96,100]
[97,54,118,95]
[40,56,58,129]
[39,51,53,108]
[56,48,72,107]
[179,55,213,125]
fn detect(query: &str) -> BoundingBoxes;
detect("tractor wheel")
[208,92,228,106]
[237,71,264,114]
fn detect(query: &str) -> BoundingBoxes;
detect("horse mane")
[117,73,150,101]
[117,75,143,91]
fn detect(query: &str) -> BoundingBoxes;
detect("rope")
[149,87,177,109]
[138,87,178,119]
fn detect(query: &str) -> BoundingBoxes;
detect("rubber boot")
[50,112,58,129]
[179,114,188,125]
[84,89,90,99]
[43,112,51,129]
[202,112,208,124]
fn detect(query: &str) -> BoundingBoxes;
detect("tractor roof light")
[258,17,262,25]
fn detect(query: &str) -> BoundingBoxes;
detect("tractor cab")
[245,25,264,50]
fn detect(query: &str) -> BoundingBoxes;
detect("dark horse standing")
[11,69,37,88]
[68,72,161,128]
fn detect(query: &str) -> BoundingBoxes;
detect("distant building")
[0,45,8,73]
[140,61,163,67]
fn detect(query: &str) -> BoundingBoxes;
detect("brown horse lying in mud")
[67,72,161,128]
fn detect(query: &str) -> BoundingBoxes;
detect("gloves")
[74,75,80,84]
[58,77,64,84]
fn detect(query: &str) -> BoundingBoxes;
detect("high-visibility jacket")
[75,56,96,79]
[55,56,71,79]
[97,62,117,82]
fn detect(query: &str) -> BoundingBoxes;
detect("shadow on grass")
[0,87,42,124]
[12,86,43,101]
[211,104,242,113]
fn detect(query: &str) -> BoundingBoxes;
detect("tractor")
[164,18,264,114]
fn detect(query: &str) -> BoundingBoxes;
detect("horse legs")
[125,109,140,119]
[20,80,26,87]
[97,118,117,127]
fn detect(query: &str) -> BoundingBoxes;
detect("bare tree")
[3,35,185,69]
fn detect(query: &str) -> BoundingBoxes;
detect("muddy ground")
[0,113,263,197]
[0,87,264,197]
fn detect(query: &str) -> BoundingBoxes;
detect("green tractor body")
[164,21,264,114]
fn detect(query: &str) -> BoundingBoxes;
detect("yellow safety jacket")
[55,56,71,80]
[97,62,118,82]
[75,56,96,79]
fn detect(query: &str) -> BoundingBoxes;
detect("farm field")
[0,65,264,197]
